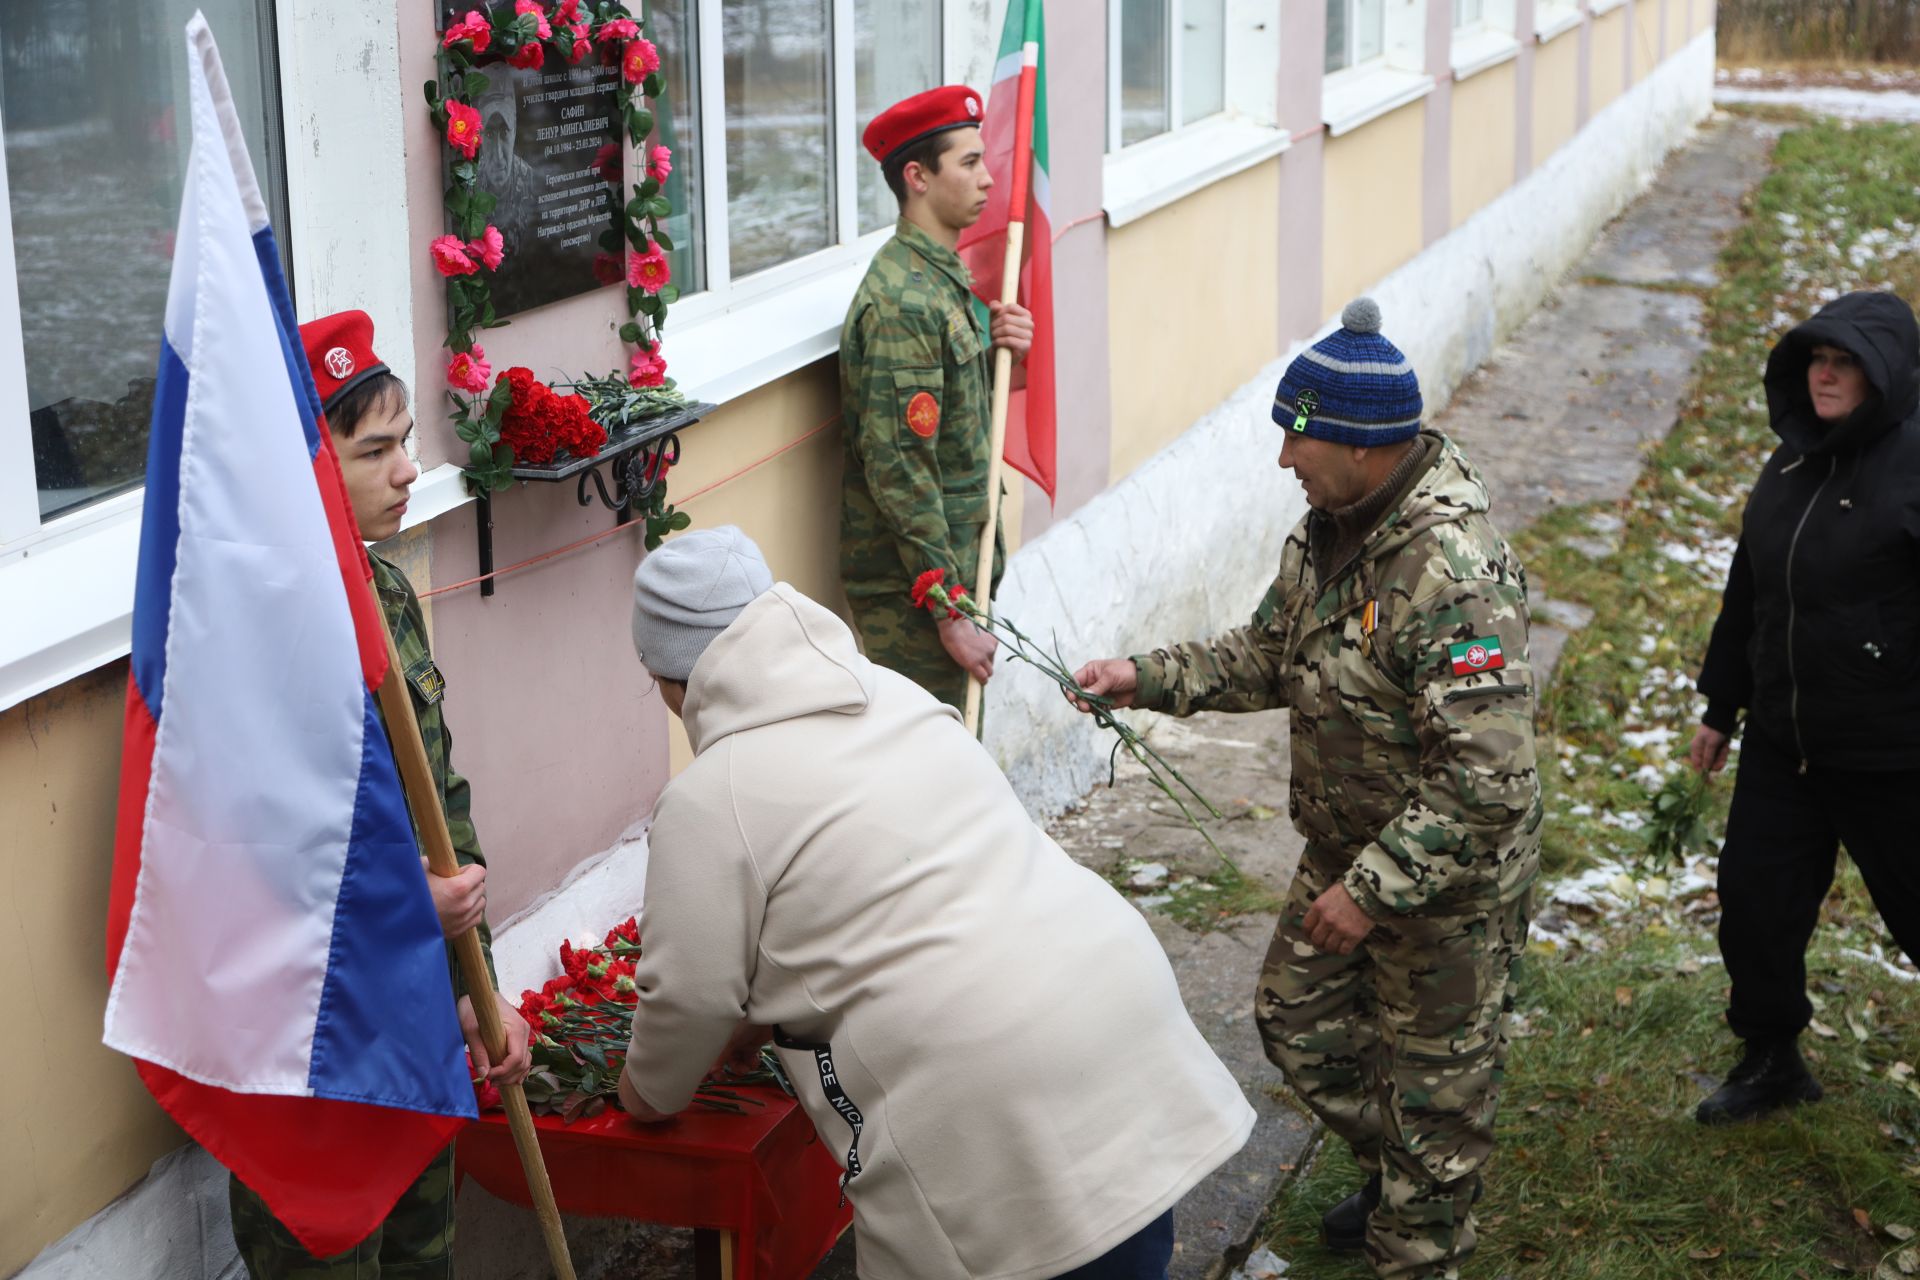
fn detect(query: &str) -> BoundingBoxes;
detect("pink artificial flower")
[622,38,660,83]
[626,241,671,294]
[507,39,545,69]
[564,19,591,62]
[554,0,582,21]
[596,17,640,43]
[515,0,552,39]
[445,101,483,159]
[593,141,623,183]
[430,234,479,276]
[593,252,624,286]
[629,346,668,388]
[469,224,505,270]
[442,10,492,52]
[447,346,493,393]
[646,145,672,183]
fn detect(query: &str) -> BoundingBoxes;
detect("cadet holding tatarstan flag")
[839,86,1033,715]
[1072,301,1541,1280]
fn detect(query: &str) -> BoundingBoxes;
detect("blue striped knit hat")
[1272,298,1423,446]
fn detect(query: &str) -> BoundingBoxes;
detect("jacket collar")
[894,217,974,296]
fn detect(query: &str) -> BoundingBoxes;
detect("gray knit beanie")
[631,526,773,681]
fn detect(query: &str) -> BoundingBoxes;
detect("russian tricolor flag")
[103,15,474,1258]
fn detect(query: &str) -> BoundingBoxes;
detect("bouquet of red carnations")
[472,915,785,1122]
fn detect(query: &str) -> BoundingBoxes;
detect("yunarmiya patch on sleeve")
[906,390,941,438]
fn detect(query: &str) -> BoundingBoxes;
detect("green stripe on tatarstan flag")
[958,0,1056,503]
[1448,636,1506,675]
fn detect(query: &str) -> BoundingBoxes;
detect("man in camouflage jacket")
[1074,301,1540,1280]
[840,85,1031,711]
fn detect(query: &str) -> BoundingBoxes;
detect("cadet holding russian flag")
[1069,300,1541,1280]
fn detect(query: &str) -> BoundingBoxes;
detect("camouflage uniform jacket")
[371,552,496,997]
[839,217,1001,602]
[1132,433,1542,917]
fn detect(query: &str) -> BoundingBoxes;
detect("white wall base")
[985,26,1716,819]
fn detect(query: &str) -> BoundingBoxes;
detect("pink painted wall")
[1423,0,1453,247]
[1515,0,1537,181]
[1022,0,1113,540]
[1276,0,1326,346]
[397,3,671,917]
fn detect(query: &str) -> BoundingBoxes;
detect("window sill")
[1101,116,1291,229]
[1535,6,1584,40]
[1588,0,1627,15]
[0,498,143,711]
[1322,64,1436,138]
[1452,28,1522,80]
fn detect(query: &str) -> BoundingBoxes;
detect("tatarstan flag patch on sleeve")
[1448,636,1505,675]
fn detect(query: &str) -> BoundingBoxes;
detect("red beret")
[298,309,391,415]
[862,85,984,165]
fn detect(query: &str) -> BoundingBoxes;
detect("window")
[1,0,288,533]
[647,0,940,298]
[1107,0,1229,152]
[1325,0,1386,74]
[1452,0,1484,26]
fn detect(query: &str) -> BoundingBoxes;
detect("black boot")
[1320,1174,1381,1254]
[1696,1037,1824,1125]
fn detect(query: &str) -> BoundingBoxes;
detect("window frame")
[1449,0,1521,78]
[665,0,942,331]
[1322,0,1435,137]
[1104,0,1236,156]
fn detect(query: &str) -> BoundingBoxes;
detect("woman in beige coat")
[617,527,1254,1280]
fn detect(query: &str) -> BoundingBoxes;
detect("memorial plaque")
[438,5,624,317]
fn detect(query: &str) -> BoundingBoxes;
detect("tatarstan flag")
[959,0,1056,504]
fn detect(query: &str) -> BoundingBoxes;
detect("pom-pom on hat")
[299,310,392,417]
[1272,297,1424,447]
[862,85,984,165]
[631,526,775,682]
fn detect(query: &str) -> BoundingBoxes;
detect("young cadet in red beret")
[837,86,1033,716]
[225,310,532,1278]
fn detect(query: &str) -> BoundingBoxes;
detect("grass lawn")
[1258,115,1920,1279]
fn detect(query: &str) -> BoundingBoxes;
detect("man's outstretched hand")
[1067,658,1138,712]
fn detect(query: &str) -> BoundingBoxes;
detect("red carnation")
[910,568,948,610]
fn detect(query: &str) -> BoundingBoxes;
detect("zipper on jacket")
[1783,456,1836,774]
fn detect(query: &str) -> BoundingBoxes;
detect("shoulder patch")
[906,391,940,438]
[405,655,446,706]
[1447,636,1506,675]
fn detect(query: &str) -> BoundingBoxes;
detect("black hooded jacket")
[1698,290,1920,771]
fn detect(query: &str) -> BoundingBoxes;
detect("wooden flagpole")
[373,621,577,1280]
[963,39,1041,735]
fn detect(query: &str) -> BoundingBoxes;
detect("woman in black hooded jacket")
[1688,289,1920,1124]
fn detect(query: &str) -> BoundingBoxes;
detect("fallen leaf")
[1690,1246,1725,1260]
[1856,1207,1874,1232]
[1809,1018,1840,1040]
[1615,986,1635,1008]
[1895,1247,1918,1275]
[1889,1224,1917,1242]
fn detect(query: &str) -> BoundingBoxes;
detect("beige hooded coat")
[622,584,1254,1280]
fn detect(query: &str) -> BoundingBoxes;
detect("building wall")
[1591,8,1629,113]
[1634,0,1662,80]
[1322,102,1427,314]
[1533,27,1582,169]
[1452,62,1521,230]
[1106,161,1282,485]
[0,667,184,1278]
[1666,0,1688,55]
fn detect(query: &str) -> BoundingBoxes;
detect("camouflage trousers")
[1256,860,1529,1280]
[846,593,984,728]
[229,1146,455,1278]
